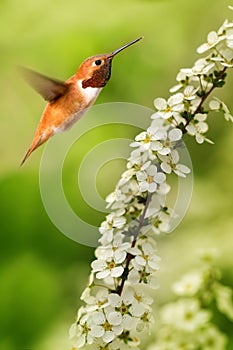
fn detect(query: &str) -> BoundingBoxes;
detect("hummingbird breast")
[39,79,102,135]
[58,80,102,130]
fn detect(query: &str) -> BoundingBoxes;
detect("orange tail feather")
[20,136,43,166]
[20,147,34,166]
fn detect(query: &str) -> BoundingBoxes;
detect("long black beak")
[109,37,143,58]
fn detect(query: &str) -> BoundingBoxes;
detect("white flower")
[70,314,95,348]
[128,267,159,289]
[81,287,96,304]
[117,168,135,187]
[129,242,161,271]
[91,254,124,279]
[159,149,190,178]
[95,239,130,266]
[170,71,188,93]
[136,164,166,193]
[81,288,110,313]
[108,293,139,329]
[197,31,225,54]
[181,58,215,77]
[122,286,153,317]
[155,128,183,156]
[117,180,141,212]
[172,271,203,296]
[210,44,233,67]
[218,19,233,35]
[185,113,211,144]
[99,209,126,243]
[183,85,199,101]
[91,310,123,343]
[136,309,154,333]
[209,99,220,111]
[209,97,233,122]
[226,28,233,49]
[151,210,172,233]
[139,122,183,157]
[198,326,227,350]
[130,122,168,153]
[153,93,184,120]
[106,189,127,209]
[127,149,153,169]
[189,95,202,113]
[214,283,233,321]
[91,338,122,350]
[161,299,210,332]
[127,336,141,347]
[131,131,165,152]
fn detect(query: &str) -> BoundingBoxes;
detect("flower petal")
[154,97,167,110]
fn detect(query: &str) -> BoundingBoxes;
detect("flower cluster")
[70,118,187,349]
[167,18,233,143]
[70,13,233,350]
[147,250,233,350]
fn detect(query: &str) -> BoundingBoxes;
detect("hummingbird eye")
[94,59,102,66]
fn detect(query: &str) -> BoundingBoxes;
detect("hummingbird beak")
[109,37,143,58]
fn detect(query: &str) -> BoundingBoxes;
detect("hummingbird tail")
[20,136,43,166]
[20,148,33,166]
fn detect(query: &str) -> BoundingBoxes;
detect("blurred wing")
[19,66,69,102]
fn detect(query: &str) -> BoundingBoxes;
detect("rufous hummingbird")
[20,37,142,165]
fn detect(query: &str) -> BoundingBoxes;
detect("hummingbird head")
[78,37,143,89]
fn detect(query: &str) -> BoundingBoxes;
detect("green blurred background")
[1,0,233,349]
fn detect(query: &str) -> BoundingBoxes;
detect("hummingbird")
[20,37,142,165]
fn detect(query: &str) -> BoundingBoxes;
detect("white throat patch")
[77,80,102,105]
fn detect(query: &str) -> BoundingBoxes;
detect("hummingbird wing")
[19,67,69,102]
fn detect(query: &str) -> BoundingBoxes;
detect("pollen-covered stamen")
[134,293,143,303]
[108,261,116,270]
[165,106,172,113]
[82,322,90,334]
[144,133,152,143]
[141,311,149,323]
[139,269,150,283]
[147,175,154,184]
[103,321,112,331]
[163,140,172,148]
[119,304,129,315]
[142,253,149,262]
[98,299,108,308]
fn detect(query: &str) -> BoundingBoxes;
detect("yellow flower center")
[140,270,147,279]
[103,321,112,331]
[83,323,90,334]
[163,140,172,147]
[119,304,129,314]
[141,312,149,322]
[184,311,194,321]
[98,299,108,307]
[143,134,152,143]
[147,175,154,184]
[134,293,142,302]
[108,261,116,270]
